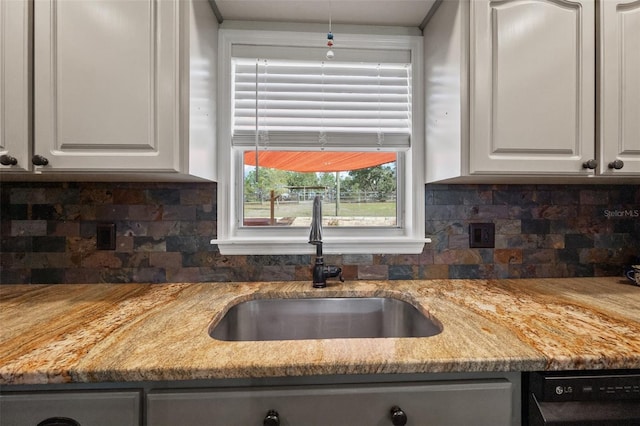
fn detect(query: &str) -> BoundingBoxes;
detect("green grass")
[244,200,396,218]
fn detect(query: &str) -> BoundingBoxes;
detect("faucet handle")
[325,265,344,282]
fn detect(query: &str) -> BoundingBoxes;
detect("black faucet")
[309,195,343,288]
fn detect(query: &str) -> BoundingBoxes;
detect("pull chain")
[326,4,334,59]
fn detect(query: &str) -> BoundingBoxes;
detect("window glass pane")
[242,151,397,228]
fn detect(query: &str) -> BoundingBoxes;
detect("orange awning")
[244,151,395,173]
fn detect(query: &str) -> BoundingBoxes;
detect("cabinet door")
[34,0,180,172]
[600,0,640,175]
[470,0,595,175]
[0,391,141,426]
[0,0,31,172]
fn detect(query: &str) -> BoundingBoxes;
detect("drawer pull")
[263,409,280,426]
[390,406,408,425]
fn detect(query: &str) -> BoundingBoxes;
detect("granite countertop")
[1,277,639,385]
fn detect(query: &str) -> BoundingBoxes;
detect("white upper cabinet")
[0,0,31,173]
[1,0,217,180]
[425,0,640,182]
[34,0,173,171]
[599,0,640,175]
[470,0,595,175]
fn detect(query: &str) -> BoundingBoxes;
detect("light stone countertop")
[1,277,639,385]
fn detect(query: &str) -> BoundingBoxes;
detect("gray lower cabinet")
[0,391,141,426]
[147,380,513,426]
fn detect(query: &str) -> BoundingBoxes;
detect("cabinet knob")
[582,159,597,170]
[608,159,624,170]
[0,154,18,166]
[390,406,408,426]
[32,154,49,166]
[263,410,280,426]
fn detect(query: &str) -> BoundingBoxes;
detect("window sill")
[210,237,431,255]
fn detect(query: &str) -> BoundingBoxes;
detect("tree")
[346,165,396,201]
[318,172,336,190]
[285,171,319,188]
[244,167,289,202]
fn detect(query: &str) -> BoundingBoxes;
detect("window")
[213,24,427,255]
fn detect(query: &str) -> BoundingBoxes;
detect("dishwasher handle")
[37,418,81,426]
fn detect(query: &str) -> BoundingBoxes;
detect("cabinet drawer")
[0,391,141,426]
[148,380,512,426]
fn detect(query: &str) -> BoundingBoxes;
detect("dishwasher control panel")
[527,370,640,426]
[531,370,640,402]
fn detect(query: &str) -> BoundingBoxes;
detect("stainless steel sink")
[209,297,442,341]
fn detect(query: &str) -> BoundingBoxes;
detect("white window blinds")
[232,58,412,149]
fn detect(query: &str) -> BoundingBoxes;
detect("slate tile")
[49,221,80,237]
[95,205,129,221]
[117,252,149,268]
[32,236,66,252]
[132,268,166,283]
[113,188,148,204]
[147,221,180,238]
[434,249,483,265]
[494,249,522,264]
[29,252,76,268]
[538,234,564,249]
[133,237,166,252]
[0,251,28,268]
[471,205,509,220]
[11,220,47,236]
[521,219,550,235]
[147,189,180,205]
[31,204,62,220]
[3,204,27,220]
[129,205,163,221]
[119,221,149,237]
[181,188,214,205]
[257,265,296,281]
[419,264,448,279]
[566,263,594,277]
[357,265,388,279]
[449,264,481,279]
[565,234,594,248]
[31,268,65,284]
[495,219,521,235]
[196,204,217,221]
[389,265,414,280]
[163,205,197,221]
[579,190,610,205]
[343,254,373,265]
[80,188,113,204]
[82,252,123,268]
[0,268,29,284]
[523,249,556,264]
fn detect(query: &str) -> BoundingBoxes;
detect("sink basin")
[209,297,442,341]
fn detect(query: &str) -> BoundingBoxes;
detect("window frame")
[213,24,428,255]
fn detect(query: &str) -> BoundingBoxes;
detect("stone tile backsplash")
[1,182,638,284]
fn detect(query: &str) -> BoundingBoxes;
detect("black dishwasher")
[525,369,640,425]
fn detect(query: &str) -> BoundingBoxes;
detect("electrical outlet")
[97,223,116,250]
[469,223,495,248]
